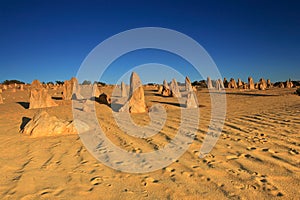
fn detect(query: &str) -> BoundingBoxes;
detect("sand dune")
[0,86,299,199]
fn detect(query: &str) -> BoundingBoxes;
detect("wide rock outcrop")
[29,80,57,109]
[258,78,267,90]
[21,110,88,137]
[228,78,237,89]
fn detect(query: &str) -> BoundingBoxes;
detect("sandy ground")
[0,86,299,199]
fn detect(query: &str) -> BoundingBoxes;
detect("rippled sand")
[0,86,299,199]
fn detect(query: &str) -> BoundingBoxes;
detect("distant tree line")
[55,81,64,85]
[93,81,106,86]
[82,80,92,85]
[192,80,207,88]
[78,80,107,86]
[1,80,25,85]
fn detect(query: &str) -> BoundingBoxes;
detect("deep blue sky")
[0,0,299,84]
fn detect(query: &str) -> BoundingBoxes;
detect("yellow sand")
[0,86,299,199]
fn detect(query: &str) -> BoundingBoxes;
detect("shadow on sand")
[20,117,31,130]
[17,102,29,109]
[151,100,205,108]
[52,96,63,100]
[222,92,279,97]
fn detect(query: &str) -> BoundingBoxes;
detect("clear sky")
[0,0,299,84]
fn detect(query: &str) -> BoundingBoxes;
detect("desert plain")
[0,81,299,200]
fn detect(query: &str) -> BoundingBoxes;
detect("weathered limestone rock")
[237,78,243,88]
[161,80,171,97]
[228,78,237,89]
[185,76,193,92]
[279,82,285,88]
[20,84,24,91]
[119,72,147,113]
[218,79,225,89]
[29,80,57,109]
[185,92,198,108]
[192,86,197,92]
[258,78,267,90]
[207,77,213,89]
[62,77,80,100]
[285,80,293,88]
[216,79,224,90]
[158,85,163,93]
[121,81,127,97]
[0,93,3,104]
[31,80,43,88]
[170,79,181,97]
[248,77,255,90]
[223,78,229,88]
[242,84,248,89]
[93,83,101,97]
[267,79,272,88]
[21,110,88,137]
[163,80,169,89]
[162,87,171,96]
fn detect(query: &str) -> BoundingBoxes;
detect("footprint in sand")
[200,175,211,182]
[226,169,240,176]
[289,148,299,155]
[142,190,148,197]
[53,188,65,196]
[246,146,257,151]
[146,177,159,183]
[182,171,194,177]
[90,176,103,185]
[141,176,159,186]
[192,150,199,155]
[226,155,239,160]
[40,188,52,196]
[165,167,176,173]
[254,174,284,197]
